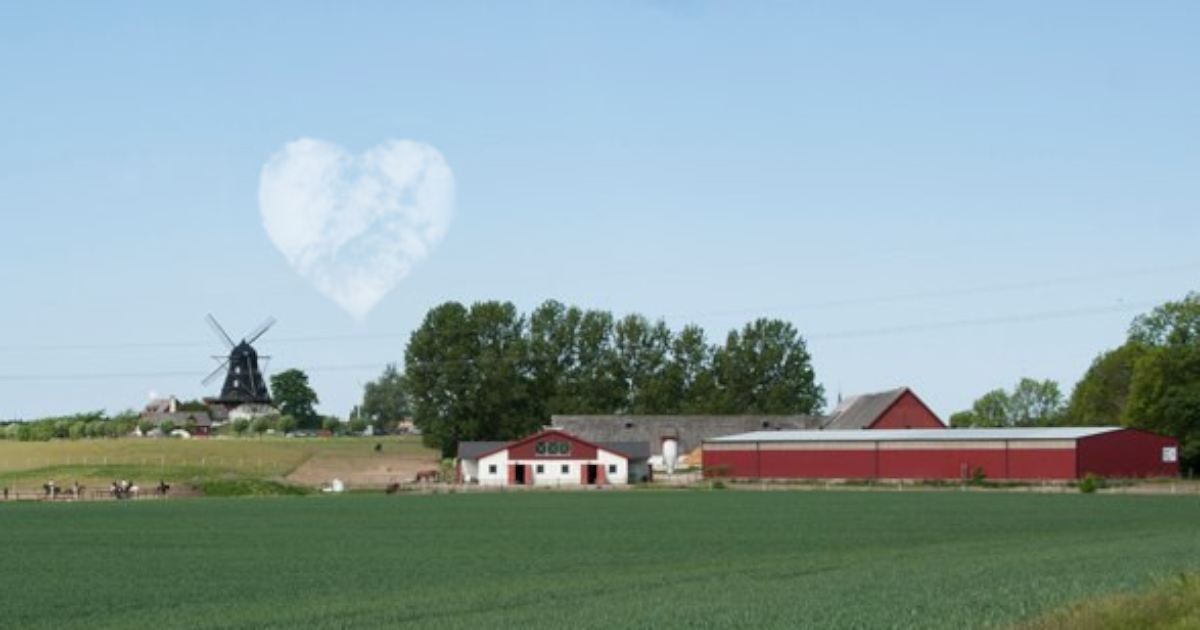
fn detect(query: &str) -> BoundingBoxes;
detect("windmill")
[203,314,276,405]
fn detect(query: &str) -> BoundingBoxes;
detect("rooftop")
[707,427,1124,443]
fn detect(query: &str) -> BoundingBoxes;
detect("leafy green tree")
[1129,292,1200,347]
[671,325,720,413]
[1124,344,1200,465]
[347,418,367,434]
[322,416,341,434]
[270,369,320,429]
[1009,378,1066,426]
[406,301,537,455]
[276,415,299,434]
[952,379,1063,427]
[359,364,409,428]
[711,318,824,414]
[1066,343,1145,426]
[250,417,269,435]
[614,315,678,413]
[231,419,250,436]
[555,308,625,414]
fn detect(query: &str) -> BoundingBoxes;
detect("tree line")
[356,300,825,456]
[952,292,1200,467]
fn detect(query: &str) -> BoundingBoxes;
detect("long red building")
[703,427,1179,481]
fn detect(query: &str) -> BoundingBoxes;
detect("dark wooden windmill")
[203,314,276,405]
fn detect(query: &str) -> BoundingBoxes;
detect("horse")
[414,470,439,483]
[156,480,171,497]
[384,482,401,494]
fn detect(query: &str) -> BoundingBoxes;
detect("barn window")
[624,422,634,429]
[488,465,496,474]
[608,464,617,474]
[536,465,544,474]
[561,464,569,474]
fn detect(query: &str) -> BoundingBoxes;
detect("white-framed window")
[536,464,544,474]
[561,464,569,474]
[1163,447,1178,463]
[608,464,617,474]
[488,464,497,474]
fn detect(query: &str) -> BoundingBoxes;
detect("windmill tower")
[203,314,276,406]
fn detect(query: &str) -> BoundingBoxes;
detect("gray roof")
[142,411,213,427]
[551,414,823,457]
[456,439,651,461]
[708,427,1124,443]
[457,441,509,459]
[822,388,909,430]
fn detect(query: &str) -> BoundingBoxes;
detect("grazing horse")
[414,470,439,483]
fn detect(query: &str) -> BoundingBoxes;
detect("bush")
[195,478,310,497]
[703,464,732,479]
[971,467,987,485]
[1079,473,1106,494]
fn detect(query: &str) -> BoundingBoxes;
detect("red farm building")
[702,427,1179,481]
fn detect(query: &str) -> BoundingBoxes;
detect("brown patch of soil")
[286,453,440,488]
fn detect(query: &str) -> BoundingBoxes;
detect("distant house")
[552,387,944,470]
[140,397,213,437]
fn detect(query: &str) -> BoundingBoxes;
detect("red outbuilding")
[703,427,1179,481]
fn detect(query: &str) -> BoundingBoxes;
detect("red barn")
[703,427,1179,481]
[822,387,945,430]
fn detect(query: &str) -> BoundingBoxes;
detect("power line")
[0,299,1158,383]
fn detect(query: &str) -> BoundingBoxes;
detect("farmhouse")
[703,427,1180,481]
[457,429,651,487]
[552,387,944,470]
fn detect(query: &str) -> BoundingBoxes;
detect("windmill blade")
[245,316,277,344]
[206,314,236,349]
[202,359,230,386]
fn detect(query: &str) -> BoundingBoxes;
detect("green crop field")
[0,436,436,492]
[2,491,1199,629]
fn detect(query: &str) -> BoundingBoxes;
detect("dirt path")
[286,452,440,488]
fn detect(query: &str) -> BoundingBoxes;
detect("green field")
[0,437,435,492]
[2,491,1199,629]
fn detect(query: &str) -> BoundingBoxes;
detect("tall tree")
[405,301,537,456]
[671,325,720,413]
[1066,343,1145,426]
[614,315,678,414]
[359,363,410,430]
[951,379,1064,427]
[1123,344,1200,465]
[712,318,824,414]
[1129,292,1200,347]
[269,369,320,429]
[1008,378,1066,427]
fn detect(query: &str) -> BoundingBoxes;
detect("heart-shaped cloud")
[259,138,455,320]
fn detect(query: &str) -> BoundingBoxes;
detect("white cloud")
[259,138,455,320]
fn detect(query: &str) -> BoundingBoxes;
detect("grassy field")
[0,437,437,492]
[1,491,1199,629]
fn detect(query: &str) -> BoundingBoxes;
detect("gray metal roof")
[457,441,509,459]
[552,414,822,456]
[707,427,1124,443]
[822,388,908,430]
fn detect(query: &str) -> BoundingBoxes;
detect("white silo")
[662,438,679,474]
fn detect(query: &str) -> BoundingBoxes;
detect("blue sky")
[1,1,1197,419]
